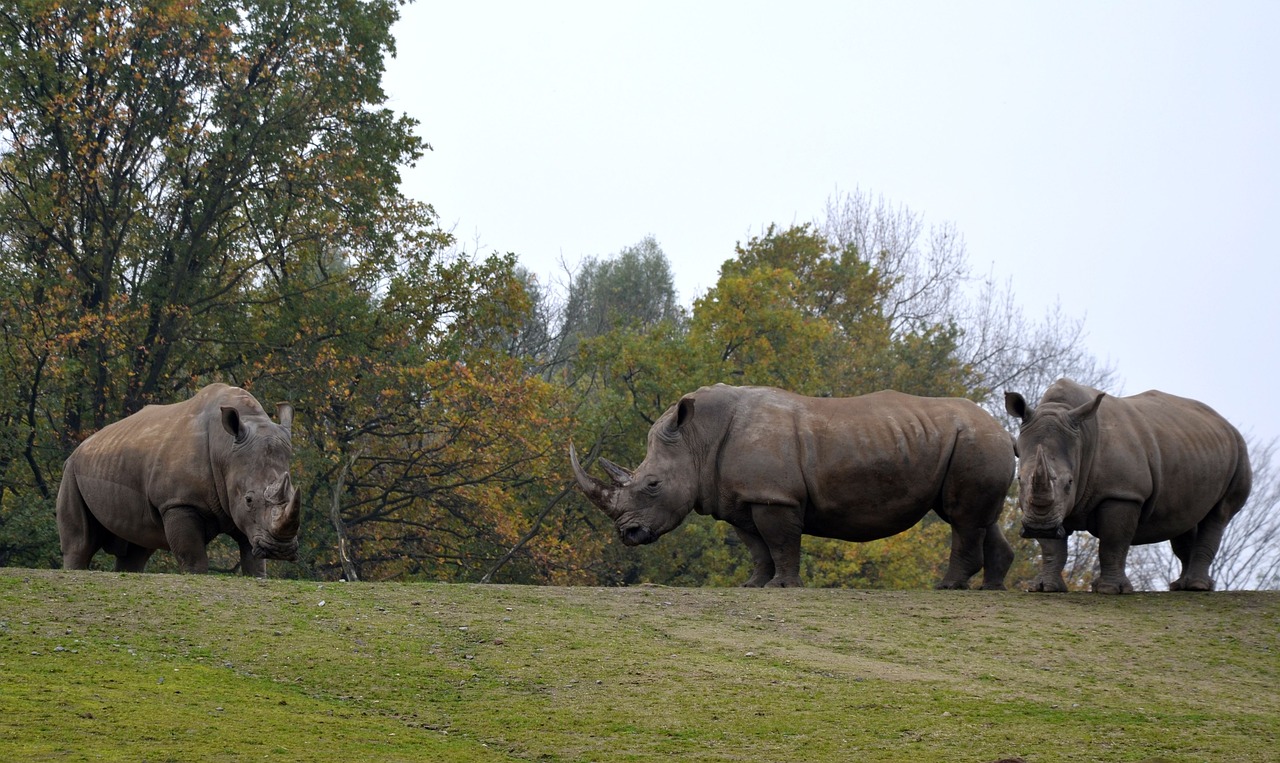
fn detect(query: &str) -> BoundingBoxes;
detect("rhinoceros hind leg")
[979,526,1014,590]
[113,544,156,573]
[1169,530,1216,590]
[57,474,104,570]
[937,525,985,589]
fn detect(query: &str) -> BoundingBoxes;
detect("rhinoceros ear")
[1069,392,1105,425]
[221,406,248,444]
[675,397,695,429]
[275,402,294,436]
[1004,392,1031,424]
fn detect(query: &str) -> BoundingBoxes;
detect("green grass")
[1,570,1277,762]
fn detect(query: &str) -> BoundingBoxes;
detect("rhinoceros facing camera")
[57,383,302,576]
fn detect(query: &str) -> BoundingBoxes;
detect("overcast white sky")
[383,1,1279,452]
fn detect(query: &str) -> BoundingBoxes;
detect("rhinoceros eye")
[642,479,661,495]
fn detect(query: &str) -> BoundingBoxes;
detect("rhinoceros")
[1004,378,1252,594]
[56,383,302,576]
[571,384,1016,588]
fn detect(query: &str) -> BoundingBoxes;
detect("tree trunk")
[330,451,361,582]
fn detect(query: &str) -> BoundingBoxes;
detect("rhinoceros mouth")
[251,535,299,561]
[619,525,658,546]
[1020,523,1069,540]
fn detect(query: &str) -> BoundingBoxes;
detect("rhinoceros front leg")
[161,507,211,574]
[236,535,267,578]
[733,526,775,587]
[1028,536,1070,592]
[1092,500,1139,594]
[750,504,804,587]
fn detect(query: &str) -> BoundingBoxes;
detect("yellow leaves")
[803,520,952,589]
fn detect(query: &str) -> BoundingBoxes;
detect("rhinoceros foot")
[1170,576,1214,592]
[1026,574,1068,593]
[935,578,971,591]
[1091,577,1134,595]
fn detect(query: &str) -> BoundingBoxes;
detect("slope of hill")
[1,569,1276,762]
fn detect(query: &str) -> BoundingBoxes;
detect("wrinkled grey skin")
[1005,378,1251,594]
[57,383,302,576]
[572,384,1015,589]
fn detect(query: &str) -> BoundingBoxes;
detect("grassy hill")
[1,569,1276,762]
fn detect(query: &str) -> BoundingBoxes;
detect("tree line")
[1,1,1275,588]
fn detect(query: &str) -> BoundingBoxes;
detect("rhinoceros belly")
[75,474,170,550]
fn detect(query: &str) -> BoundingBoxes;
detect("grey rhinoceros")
[571,384,1016,588]
[57,383,302,576]
[1004,378,1252,594]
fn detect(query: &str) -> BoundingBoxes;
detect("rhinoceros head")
[1005,390,1104,539]
[220,401,301,561]
[571,396,700,546]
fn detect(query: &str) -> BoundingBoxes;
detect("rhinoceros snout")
[1020,523,1069,540]
[252,537,299,561]
[620,525,658,546]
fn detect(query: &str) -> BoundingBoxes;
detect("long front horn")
[272,486,302,539]
[1029,445,1055,506]
[570,442,621,519]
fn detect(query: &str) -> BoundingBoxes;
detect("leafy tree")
[570,225,979,587]
[0,1,605,581]
[560,236,683,351]
[0,0,421,510]
[820,188,1116,413]
[690,223,970,399]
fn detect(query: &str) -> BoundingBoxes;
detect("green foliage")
[0,491,59,569]
[0,0,598,583]
[567,225,982,587]
[0,2,1120,591]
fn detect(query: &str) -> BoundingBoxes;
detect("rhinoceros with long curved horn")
[572,383,1017,589]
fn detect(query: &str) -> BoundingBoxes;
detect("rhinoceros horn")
[598,457,633,487]
[1029,444,1055,507]
[569,442,622,520]
[270,479,302,539]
